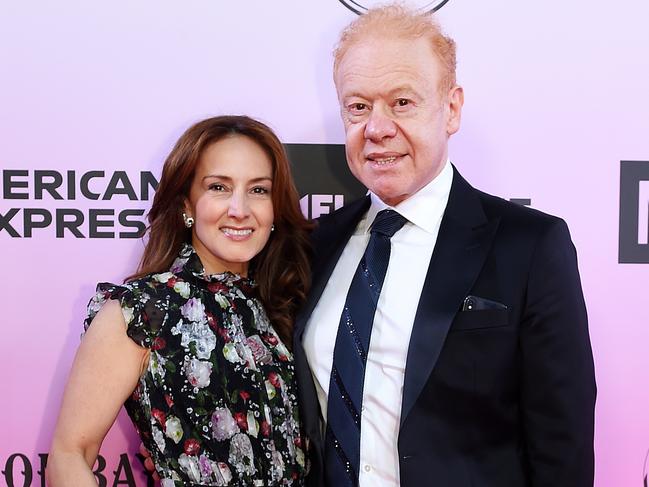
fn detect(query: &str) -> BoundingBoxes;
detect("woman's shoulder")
[85,271,185,348]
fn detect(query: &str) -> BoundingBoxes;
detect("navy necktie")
[324,209,408,486]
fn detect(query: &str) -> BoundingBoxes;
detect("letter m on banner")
[619,161,649,263]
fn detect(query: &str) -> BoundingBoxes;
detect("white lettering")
[638,180,649,245]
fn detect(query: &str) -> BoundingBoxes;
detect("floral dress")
[85,244,307,486]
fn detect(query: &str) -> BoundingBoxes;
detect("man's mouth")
[366,153,403,166]
[372,156,397,165]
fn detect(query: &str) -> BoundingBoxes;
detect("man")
[294,5,596,487]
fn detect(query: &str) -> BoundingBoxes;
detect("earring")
[271,224,275,232]
[183,212,194,228]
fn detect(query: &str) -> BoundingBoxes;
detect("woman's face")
[184,135,274,276]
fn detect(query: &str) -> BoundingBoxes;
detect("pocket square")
[462,295,508,311]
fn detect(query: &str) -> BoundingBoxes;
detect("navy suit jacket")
[293,167,596,487]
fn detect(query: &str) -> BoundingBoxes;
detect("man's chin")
[372,188,409,207]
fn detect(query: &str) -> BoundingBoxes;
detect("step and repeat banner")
[1,1,647,485]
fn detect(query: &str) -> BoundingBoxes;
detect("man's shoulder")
[472,187,570,242]
[450,167,566,237]
[478,188,560,222]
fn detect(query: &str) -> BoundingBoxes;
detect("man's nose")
[228,191,250,219]
[364,106,397,141]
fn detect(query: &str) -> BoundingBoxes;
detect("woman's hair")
[128,115,312,346]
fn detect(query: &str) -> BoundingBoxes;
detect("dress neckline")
[170,243,256,288]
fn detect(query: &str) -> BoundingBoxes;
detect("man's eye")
[349,102,368,113]
[396,98,410,107]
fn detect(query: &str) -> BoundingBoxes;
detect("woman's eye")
[208,183,226,191]
[251,186,270,195]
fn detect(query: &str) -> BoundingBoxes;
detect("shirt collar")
[361,159,453,235]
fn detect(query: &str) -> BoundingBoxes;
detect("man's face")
[335,36,463,206]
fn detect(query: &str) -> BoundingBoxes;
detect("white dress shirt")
[302,161,453,486]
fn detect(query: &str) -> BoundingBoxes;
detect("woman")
[48,116,312,486]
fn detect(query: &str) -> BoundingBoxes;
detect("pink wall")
[1,1,648,485]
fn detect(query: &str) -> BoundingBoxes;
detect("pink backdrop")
[1,1,648,485]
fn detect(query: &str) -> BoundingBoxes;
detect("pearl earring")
[183,212,194,228]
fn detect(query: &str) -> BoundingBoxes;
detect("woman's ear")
[182,198,192,217]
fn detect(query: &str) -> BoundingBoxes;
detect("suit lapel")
[400,168,500,426]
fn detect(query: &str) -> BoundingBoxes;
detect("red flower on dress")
[260,420,271,437]
[263,333,278,346]
[166,277,177,288]
[233,412,248,431]
[268,372,281,388]
[151,337,166,351]
[207,282,228,294]
[151,409,166,428]
[217,326,230,342]
[239,390,251,403]
[239,282,253,295]
[206,312,218,331]
[165,394,174,408]
[183,438,200,456]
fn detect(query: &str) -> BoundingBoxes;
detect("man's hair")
[333,4,457,94]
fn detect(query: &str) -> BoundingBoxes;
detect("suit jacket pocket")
[450,309,510,331]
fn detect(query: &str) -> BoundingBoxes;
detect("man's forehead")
[335,48,441,98]
[338,80,422,100]
[335,36,441,80]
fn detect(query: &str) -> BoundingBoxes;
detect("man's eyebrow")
[342,85,419,100]
[341,91,369,100]
[386,85,419,97]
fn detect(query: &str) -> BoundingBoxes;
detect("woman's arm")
[47,300,149,486]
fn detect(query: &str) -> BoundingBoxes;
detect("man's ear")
[446,85,464,136]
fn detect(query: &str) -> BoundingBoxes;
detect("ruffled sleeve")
[84,280,167,349]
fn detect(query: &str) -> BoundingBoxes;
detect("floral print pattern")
[85,244,307,486]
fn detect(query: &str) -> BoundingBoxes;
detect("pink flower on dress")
[185,359,212,388]
[180,298,206,323]
[246,335,272,365]
[211,408,239,441]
